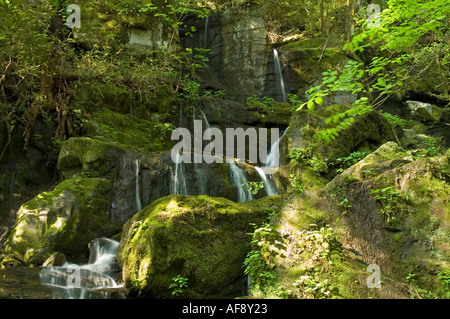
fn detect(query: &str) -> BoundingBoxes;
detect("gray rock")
[42,252,66,267]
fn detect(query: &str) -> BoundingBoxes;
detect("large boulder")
[117,195,283,298]
[247,142,450,299]
[289,106,404,162]
[0,178,117,266]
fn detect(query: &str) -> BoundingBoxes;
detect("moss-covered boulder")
[246,142,449,299]
[0,178,118,267]
[324,141,413,190]
[68,0,178,53]
[117,195,283,298]
[289,106,403,162]
[57,137,124,180]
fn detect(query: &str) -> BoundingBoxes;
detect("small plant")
[169,275,189,297]
[310,157,328,175]
[334,151,370,173]
[412,136,444,159]
[261,96,276,109]
[296,275,332,299]
[288,147,313,166]
[381,112,407,128]
[213,90,225,99]
[289,174,307,194]
[338,198,352,215]
[243,179,265,195]
[370,186,401,223]
[246,95,260,105]
[437,270,450,297]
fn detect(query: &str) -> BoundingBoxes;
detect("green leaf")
[315,97,324,106]
[307,100,315,111]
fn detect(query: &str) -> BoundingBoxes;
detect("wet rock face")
[56,138,237,226]
[181,5,270,101]
[0,267,54,299]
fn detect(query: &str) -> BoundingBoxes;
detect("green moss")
[1,178,117,266]
[91,107,174,153]
[280,37,340,52]
[118,195,283,298]
[57,137,113,179]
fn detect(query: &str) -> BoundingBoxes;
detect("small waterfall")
[179,103,184,127]
[265,127,289,169]
[135,159,142,212]
[199,108,211,130]
[204,15,210,49]
[273,49,287,102]
[40,238,122,299]
[172,153,188,195]
[194,108,211,195]
[255,166,278,196]
[253,127,288,196]
[229,161,253,203]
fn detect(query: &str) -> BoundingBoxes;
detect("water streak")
[265,127,289,169]
[273,49,287,102]
[229,161,252,202]
[135,159,142,212]
[204,16,210,49]
[172,153,188,195]
[255,166,278,196]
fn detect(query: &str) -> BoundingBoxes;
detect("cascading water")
[255,166,278,196]
[204,15,210,49]
[194,108,211,195]
[265,127,289,169]
[39,238,122,299]
[273,49,287,103]
[135,159,142,212]
[254,127,289,196]
[172,152,188,195]
[229,161,253,203]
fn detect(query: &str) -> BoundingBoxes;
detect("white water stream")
[40,238,122,299]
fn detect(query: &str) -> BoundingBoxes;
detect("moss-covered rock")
[324,141,413,190]
[289,107,404,163]
[246,141,449,299]
[0,178,118,266]
[90,107,174,153]
[57,138,117,179]
[117,195,283,298]
[68,0,178,53]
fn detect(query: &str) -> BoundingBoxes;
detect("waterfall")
[229,161,252,203]
[204,16,210,49]
[39,238,122,299]
[265,127,289,169]
[199,108,211,130]
[179,103,184,127]
[255,166,278,196]
[194,108,211,195]
[253,127,288,196]
[273,49,287,102]
[135,159,142,212]
[172,153,188,195]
